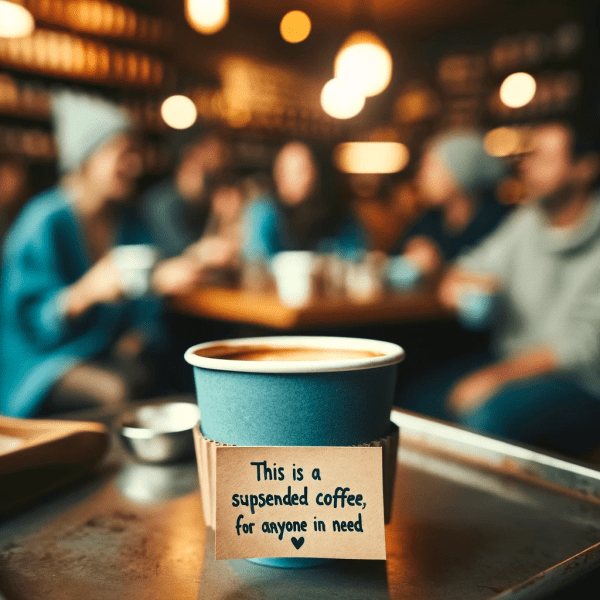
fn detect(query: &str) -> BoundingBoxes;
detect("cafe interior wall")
[0,0,597,247]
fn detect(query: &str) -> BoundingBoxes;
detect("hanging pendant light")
[334,30,392,97]
[0,0,35,38]
[499,72,536,109]
[161,95,197,130]
[320,78,365,120]
[185,0,228,35]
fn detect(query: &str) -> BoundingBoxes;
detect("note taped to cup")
[215,446,386,560]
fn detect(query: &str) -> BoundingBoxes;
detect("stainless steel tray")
[196,409,600,600]
[1,408,599,600]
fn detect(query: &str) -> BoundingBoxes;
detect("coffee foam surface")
[194,345,385,362]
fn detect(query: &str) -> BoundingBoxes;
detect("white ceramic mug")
[270,251,315,307]
[111,244,160,299]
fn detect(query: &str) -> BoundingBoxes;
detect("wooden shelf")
[0,104,50,122]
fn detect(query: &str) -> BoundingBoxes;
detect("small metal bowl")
[116,402,201,464]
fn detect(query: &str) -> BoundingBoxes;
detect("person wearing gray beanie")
[386,129,510,291]
[399,120,600,458]
[427,130,508,198]
[52,90,133,174]
[0,91,203,418]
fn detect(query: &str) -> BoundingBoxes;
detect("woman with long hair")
[242,140,367,260]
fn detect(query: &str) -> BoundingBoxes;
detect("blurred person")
[0,91,202,418]
[352,175,421,253]
[399,121,600,457]
[241,141,367,261]
[144,139,243,394]
[202,178,245,248]
[0,154,29,244]
[184,178,246,286]
[142,129,237,268]
[387,130,509,289]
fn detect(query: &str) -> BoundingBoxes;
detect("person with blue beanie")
[387,130,510,292]
[0,91,202,417]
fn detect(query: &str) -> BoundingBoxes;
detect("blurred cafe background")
[1,0,600,459]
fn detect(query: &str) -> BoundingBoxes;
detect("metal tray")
[196,409,600,600]
[1,409,599,600]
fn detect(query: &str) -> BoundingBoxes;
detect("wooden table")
[171,286,451,330]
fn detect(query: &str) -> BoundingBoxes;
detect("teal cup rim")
[184,336,405,374]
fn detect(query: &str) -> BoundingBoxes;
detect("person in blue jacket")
[0,91,201,418]
[242,141,367,261]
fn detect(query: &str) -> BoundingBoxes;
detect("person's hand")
[438,268,500,311]
[187,236,238,270]
[403,237,443,277]
[447,368,501,416]
[114,330,147,358]
[65,254,123,318]
[151,255,203,296]
[366,250,387,269]
[83,253,124,303]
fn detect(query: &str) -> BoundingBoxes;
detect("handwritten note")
[215,446,386,560]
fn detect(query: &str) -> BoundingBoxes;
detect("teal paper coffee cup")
[184,336,404,568]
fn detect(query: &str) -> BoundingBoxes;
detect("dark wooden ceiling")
[125,0,595,87]
[221,0,495,31]
[133,0,501,33]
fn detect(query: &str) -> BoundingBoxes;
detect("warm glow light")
[334,31,392,97]
[320,78,365,119]
[280,10,311,43]
[334,142,409,174]
[185,0,228,35]
[395,87,438,123]
[160,95,197,129]
[484,127,521,157]
[499,72,536,108]
[225,105,251,128]
[0,1,35,38]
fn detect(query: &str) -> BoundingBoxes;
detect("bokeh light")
[499,72,536,108]
[185,0,228,35]
[395,86,439,123]
[484,127,521,157]
[334,142,409,173]
[0,1,35,38]
[160,95,197,129]
[280,10,311,43]
[334,31,392,97]
[320,78,365,120]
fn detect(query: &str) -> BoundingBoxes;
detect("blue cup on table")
[386,256,422,291]
[457,289,500,331]
[185,336,405,569]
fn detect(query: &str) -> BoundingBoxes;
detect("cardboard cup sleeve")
[193,421,400,529]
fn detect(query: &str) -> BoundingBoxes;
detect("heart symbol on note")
[291,537,304,550]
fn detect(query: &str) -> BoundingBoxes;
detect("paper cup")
[457,287,499,331]
[185,336,404,568]
[386,256,422,291]
[271,251,315,307]
[111,244,159,298]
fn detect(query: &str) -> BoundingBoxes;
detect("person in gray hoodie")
[399,120,600,457]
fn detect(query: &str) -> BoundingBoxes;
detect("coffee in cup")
[194,344,385,362]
